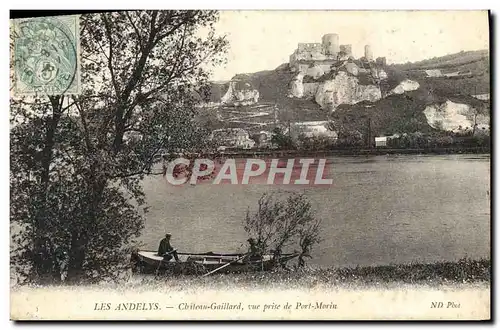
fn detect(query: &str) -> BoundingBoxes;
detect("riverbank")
[128,257,490,291]
[213,147,490,158]
[11,257,490,290]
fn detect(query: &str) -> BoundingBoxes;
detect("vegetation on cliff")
[206,49,489,139]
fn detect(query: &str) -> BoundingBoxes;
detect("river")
[139,154,490,268]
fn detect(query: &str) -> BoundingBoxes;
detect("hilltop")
[392,49,489,72]
[387,49,490,95]
[201,48,490,138]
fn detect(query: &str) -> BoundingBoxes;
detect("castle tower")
[364,45,373,61]
[322,34,340,57]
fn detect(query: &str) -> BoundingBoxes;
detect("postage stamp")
[9,10,490,321]
[11,15,80,96]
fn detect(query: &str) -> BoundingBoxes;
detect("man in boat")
[158,233,180,262]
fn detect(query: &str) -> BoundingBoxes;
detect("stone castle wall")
[297,43,323,53]
[290,43,330,66]
[289,34,374,78]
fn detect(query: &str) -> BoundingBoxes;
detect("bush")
[271,127,295,150]
[243,193,322,268]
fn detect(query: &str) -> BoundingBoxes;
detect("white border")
[2,1,497,329]
[4,1,498,10]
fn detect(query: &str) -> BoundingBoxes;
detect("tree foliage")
[270,127,295,150]
[243,193,322,268]
[10,10,227,284]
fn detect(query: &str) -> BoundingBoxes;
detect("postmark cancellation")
[11,15,81,96]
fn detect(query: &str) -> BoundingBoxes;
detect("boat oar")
[201,253,250,277]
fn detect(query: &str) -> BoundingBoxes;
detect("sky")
[208,10,489,81]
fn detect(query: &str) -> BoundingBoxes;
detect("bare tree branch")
[101,14,121,98]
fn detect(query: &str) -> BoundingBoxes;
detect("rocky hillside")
[333,50,490,136]
[387,49,490,95]
[203,49,490,137]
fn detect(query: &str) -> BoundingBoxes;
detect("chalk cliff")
[221,81,260,106]
[203,44,489,137]
[315,72,382,110]
[389,79,420,95]
[288,73,305,98]
[423,100,489,132]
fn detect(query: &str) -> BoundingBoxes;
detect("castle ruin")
[289,33,385,78]
[288,33,390,109]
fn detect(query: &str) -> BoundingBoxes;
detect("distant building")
[211,128,256,149]
[375,136,387,147]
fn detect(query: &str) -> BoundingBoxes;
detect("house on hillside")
[210,128,256,149]
[375,136,388,147]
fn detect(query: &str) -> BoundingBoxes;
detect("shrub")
[243,193,322,268]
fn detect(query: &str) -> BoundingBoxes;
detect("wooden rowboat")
[131,250,299,275]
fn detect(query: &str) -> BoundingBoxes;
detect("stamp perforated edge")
[11,15,81,97]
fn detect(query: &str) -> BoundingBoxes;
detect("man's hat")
[165,232,172,237]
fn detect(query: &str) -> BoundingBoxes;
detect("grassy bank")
[10,258,490,291]
[138,257,490,291]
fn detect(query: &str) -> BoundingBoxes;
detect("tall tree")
[10,10,227,283]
